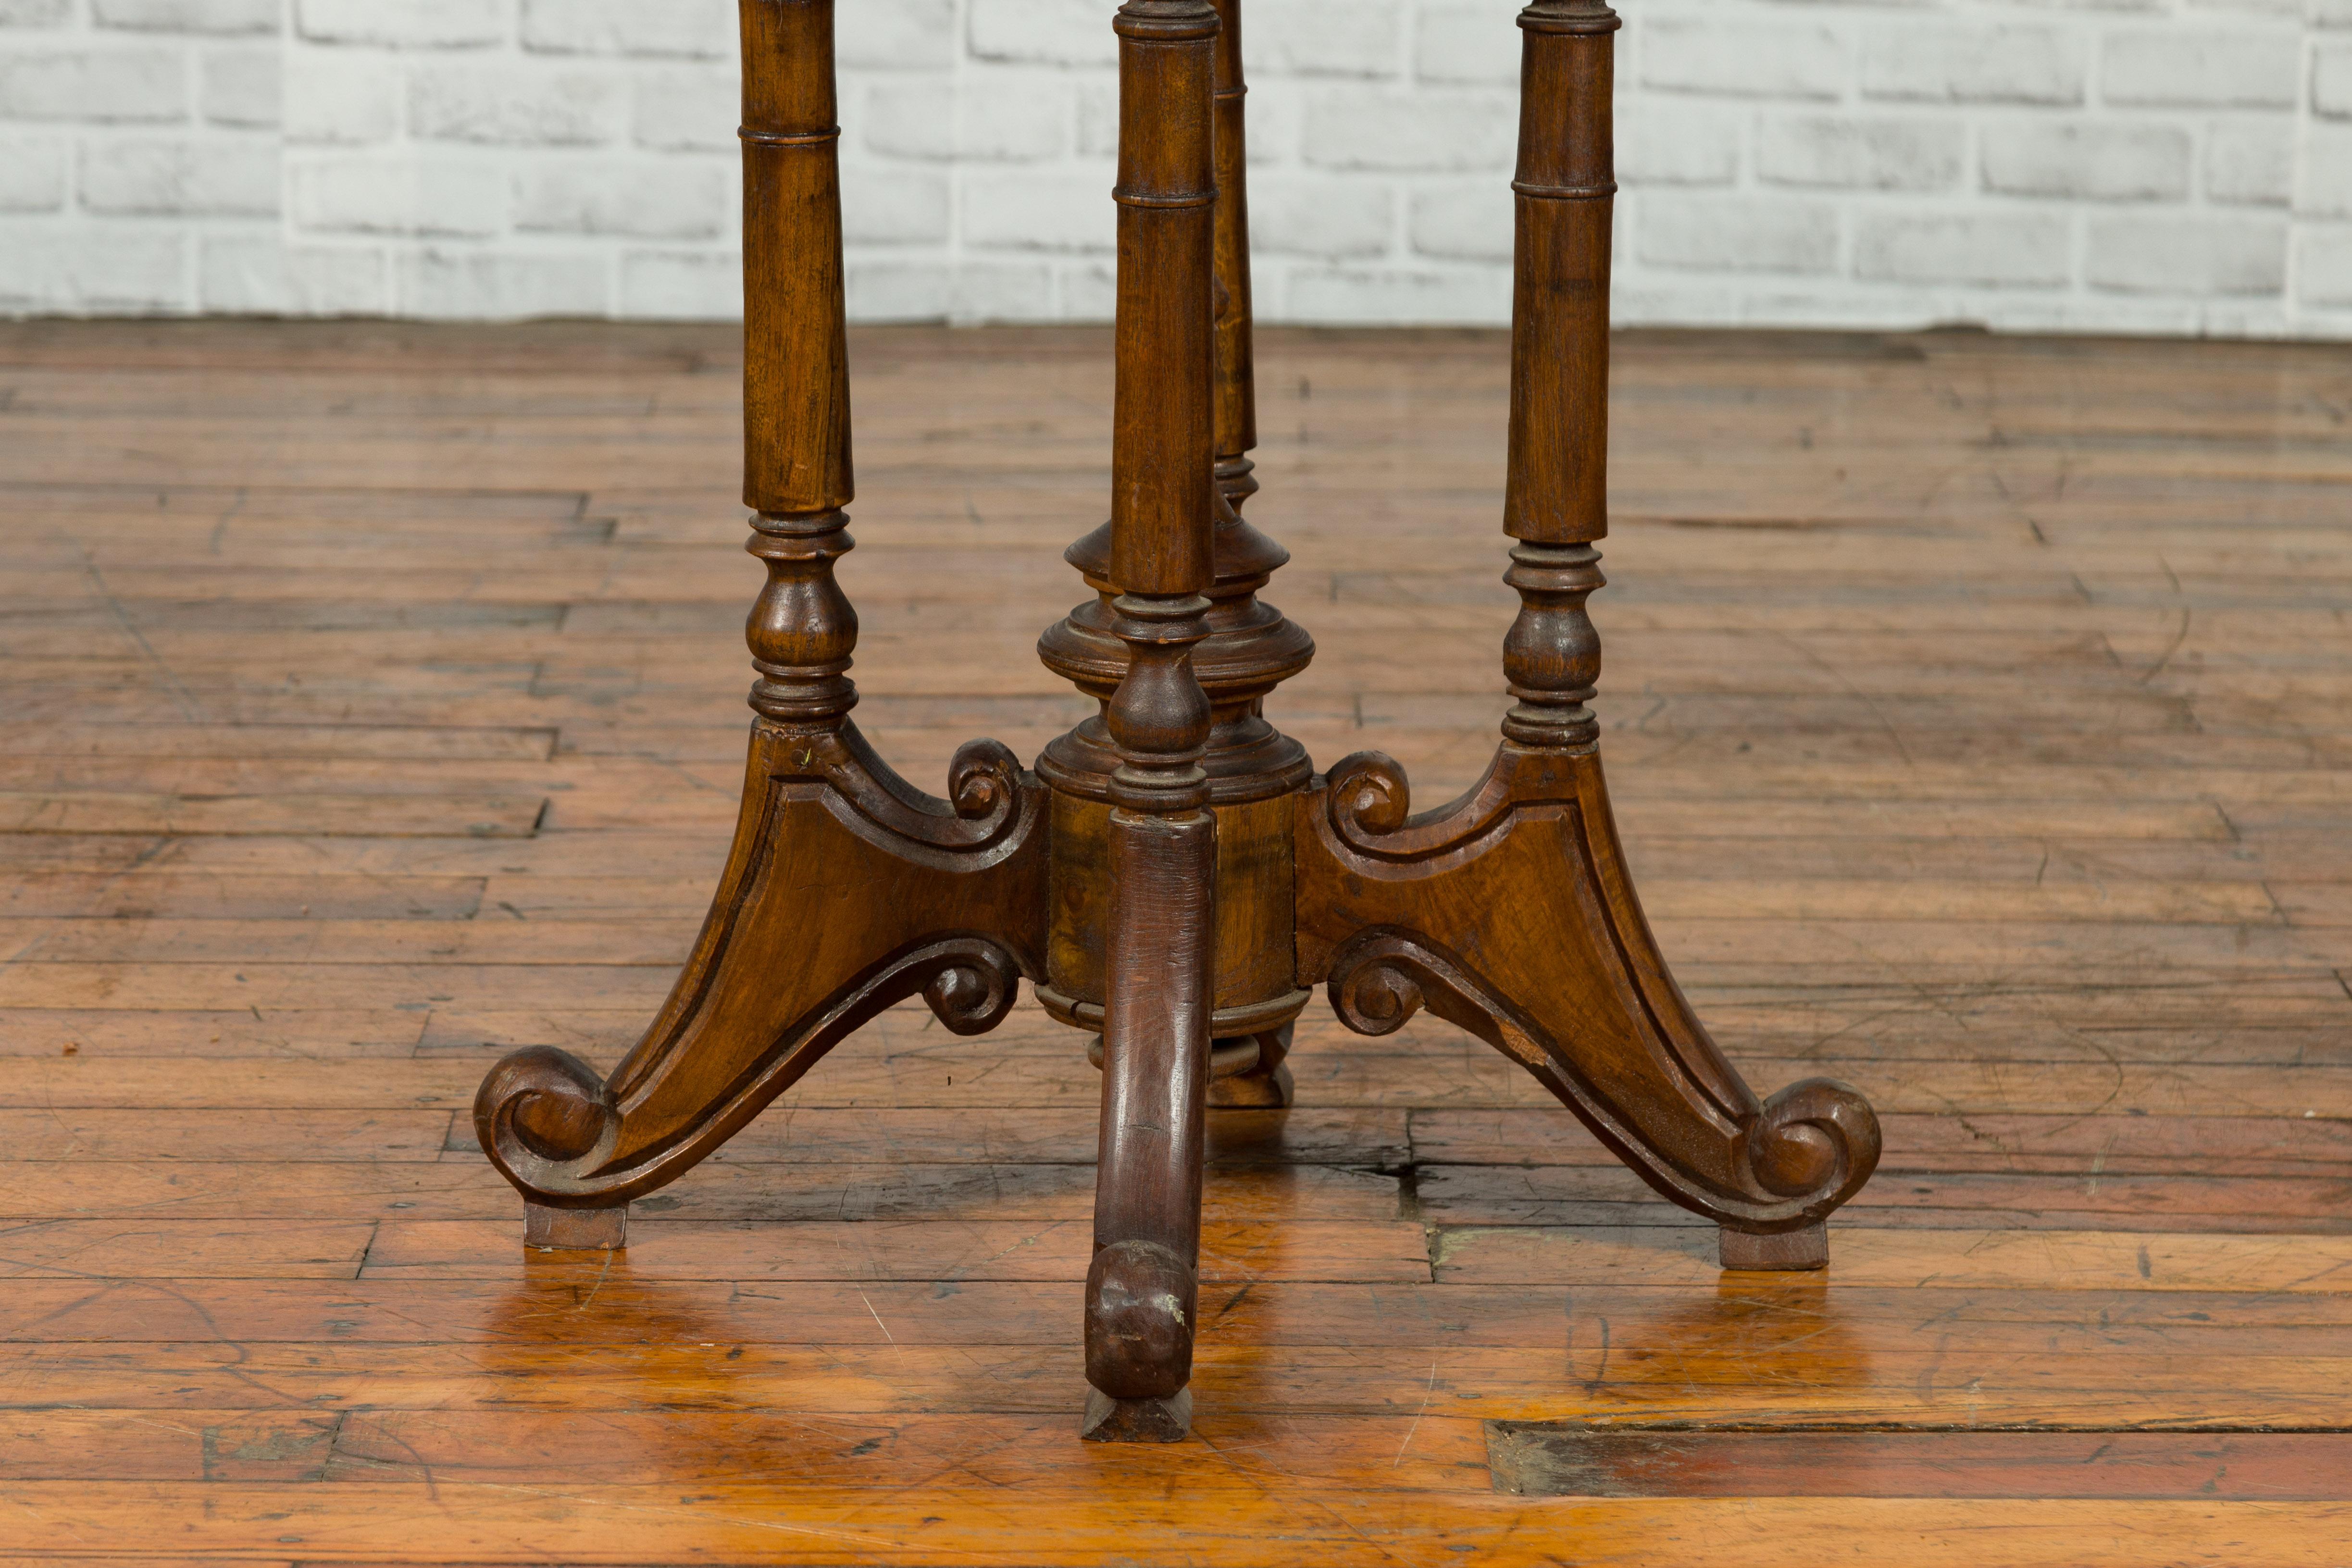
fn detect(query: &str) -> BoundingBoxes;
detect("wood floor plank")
[1408,1108,2352,1176]
[5,320,2350,1562]
[8,1341,2346,1427]
[1413,1166,2352,1232]
[1432,1226,2352,1293]
[0,793,547,837]
[0,1482,2337,1567]
[358,1218,1434,1284]
[1486,1427,2352,1501]
[0,1219,373,1279]
[0,1159,1407,1224]
[1,1042,2348,1120]
[0,1109,454,1161]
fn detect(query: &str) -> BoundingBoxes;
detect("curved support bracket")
[1324,747,1546,864]
[474,717,1049,1210]
[812,727,1030,857]
[1298,744,1880,1232]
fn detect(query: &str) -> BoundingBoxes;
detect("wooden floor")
[3,320,2350,1564]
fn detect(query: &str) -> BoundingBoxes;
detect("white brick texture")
[94,0,276,36]
[1980,123,2193,202]
[407,64,622,147]
[0,0,2346,334]
[202,46,280,128]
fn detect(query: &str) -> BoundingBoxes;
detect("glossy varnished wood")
[1282,0,1877,1277]
[6,317,2352,1556]
[470,0,1043,1249]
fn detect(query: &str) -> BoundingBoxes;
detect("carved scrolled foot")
[1746,1077,1882,1214]
[1327,944,1426,1038]
[1748,1077,1883,1198]
[468,713,1047,1217]
[475,938,1026,1211]
[1085,1238,1197,1410]
[1714,1080,1881,1267]
[475,1045,622,1192]
[478,1049,634,1247]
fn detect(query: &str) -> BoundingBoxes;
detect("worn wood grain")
[0,1484,2341,1567]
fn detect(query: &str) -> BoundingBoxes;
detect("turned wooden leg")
[472,0,1046,1229]
[1038,0,1314,1119]
[1076,0,1224,1442]
[1294,1,1881,1259]
[1208,0,1257,521]
[1084,807,1216,1441]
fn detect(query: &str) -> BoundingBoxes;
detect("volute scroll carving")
[1324,746,1574,865]
[477,940,1020,1213]
[769,723,1033,860]
[1322,928,1879,1231]
[475,934,1026,1208]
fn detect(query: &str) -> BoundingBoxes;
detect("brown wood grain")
[1487,1426,2352,1500]
[0,1483,2340,1567]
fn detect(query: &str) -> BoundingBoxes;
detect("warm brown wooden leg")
[1083,806,1215,1440]
[472,0,1046,1232]
[1294,0,1880,1259]
[1039,0,1313,1115]
[1208,0,1258,522]
[1075,0,1224,1442]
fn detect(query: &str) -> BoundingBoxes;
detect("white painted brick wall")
[3,0,2351,336]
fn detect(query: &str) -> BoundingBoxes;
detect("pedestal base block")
[1206,1022,1294,1108]
[1081,1388,1194,1443]
[525,1202,627,1251]
[1720,1221,1828,1272]
[1207,1058,1293,1108]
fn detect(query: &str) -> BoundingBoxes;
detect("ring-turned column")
[1037,0,1313,1101]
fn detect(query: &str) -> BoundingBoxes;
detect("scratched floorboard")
[0,320,2348,1565]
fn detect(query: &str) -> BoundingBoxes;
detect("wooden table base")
[471,0,1883,1441]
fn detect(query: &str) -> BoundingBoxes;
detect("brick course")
[93,0,276,37]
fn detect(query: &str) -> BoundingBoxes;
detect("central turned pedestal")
[471,0,1885,1443]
